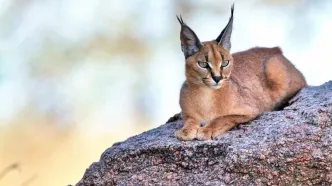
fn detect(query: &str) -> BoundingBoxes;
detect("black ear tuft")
[177,15,203,59]
[176,15,185,25]
[216,4,234,52]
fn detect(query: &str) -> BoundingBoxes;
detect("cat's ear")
[216,4,234,52]
[177,15,203,59]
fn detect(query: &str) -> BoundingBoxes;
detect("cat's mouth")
[202,78,222,89]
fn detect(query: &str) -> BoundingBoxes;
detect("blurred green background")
[0,0,331,185]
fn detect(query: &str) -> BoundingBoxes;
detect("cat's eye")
[221,60,230,67]
[198,61,209,68]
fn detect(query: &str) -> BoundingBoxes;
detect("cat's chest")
[196,89,230,121]
[181,84,236,121]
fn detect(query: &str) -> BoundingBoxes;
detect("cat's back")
[232,47,282,66]
[231,47,283,79]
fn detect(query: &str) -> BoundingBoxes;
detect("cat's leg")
[265,55,306,109]
[265,55,290,104]
[196,110,258,140]
[196,115,254,140]
[175,116,199,141]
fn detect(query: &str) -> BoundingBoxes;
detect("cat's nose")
[212,76,222,83]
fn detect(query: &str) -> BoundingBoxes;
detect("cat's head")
[178,5,234,89]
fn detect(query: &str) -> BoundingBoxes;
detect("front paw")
[196,127,223,140]
[196,127,213,140]
[175,127,197,141]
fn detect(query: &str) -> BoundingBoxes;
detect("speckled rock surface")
[77,82,332,186]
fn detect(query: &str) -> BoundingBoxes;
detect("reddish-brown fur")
[175,7,306,140]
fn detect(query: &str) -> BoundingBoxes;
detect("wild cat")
[174,5,306,140]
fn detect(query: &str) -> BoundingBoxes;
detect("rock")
[76,82,332,185]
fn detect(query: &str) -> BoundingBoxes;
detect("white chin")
[210,84,221,89]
